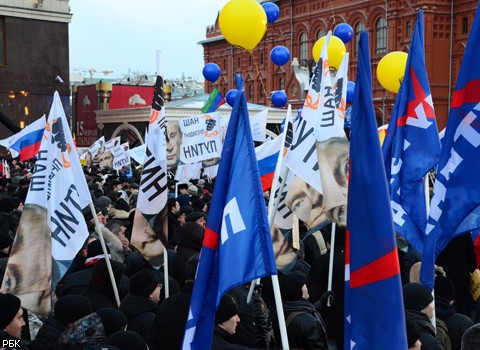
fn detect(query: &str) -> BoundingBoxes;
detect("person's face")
[166,121,182,169]
[285,176,327,229]
[85,151,93,168]
[171,201,180,214]
[270,224,296,270]
[195,217,206,228]
[95,210,108,225]
[316,137,349,227]
[149,283,162,304]
[421,301,435,320]
[4,307,25,338]
[116,226,129,249]
[409,340,422,350]
[98,150,114,170]
[219,314,240,335]
[178,213,186,226]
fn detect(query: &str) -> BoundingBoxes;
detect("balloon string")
[329,0,336,29]
[250,51,270,107]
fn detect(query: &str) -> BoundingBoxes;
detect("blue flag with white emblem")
[382,10,441,252]
[346,31,407,349]
[420,3,480,290]
[182,74,277,349]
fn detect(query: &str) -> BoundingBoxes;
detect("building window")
[279,77,285,90]
[260,86,264,98]
[299,32,308,62]
[376,17,387,55]
[355,22,365,56]
[406,21,412,38]
[237,57,241,68]
[223,59,226,70]
[317,28,325,40]
[249,55,252,67]
[248,85,254,99]
[0,17,4,65]
[462,17,469,34]
[260,53,264,65]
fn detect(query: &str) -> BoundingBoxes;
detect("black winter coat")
[405,310,442,350]
[436,298,474,350]
[212,326,250,350]
[0,330,30,350]
[119,294,158,346]
[32,316,65,350]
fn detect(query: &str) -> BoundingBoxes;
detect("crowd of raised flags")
[1,4,480,349]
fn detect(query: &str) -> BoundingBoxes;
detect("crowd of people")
[1,157,480,349]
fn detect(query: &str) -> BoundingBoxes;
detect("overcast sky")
[69,0,229,81]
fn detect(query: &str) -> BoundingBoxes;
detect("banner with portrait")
[112,142,131,171]
[178,112,222,164]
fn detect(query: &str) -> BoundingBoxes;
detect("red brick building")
[200,0,479,130]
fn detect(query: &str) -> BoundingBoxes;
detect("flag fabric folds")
[9,115,46,161]
[421,3,480,290]
[255,133,283,192]
[2,92,91,315]
[346,31,407,349]
[382,10,441,252]
[201,87,225,114]
[182,74,277,349]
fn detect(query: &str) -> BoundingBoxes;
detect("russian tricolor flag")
[255,134,283,192]
[9,115,46,161]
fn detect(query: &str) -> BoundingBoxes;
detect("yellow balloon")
[312,35,346,71]
[377,51,408,93]
[219,0,267,51]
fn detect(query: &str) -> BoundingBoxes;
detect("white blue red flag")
[255,133,283,192]
[345,31,407,349]
[421,3,480,290]
[182,74,277,349]
[9,115,46,161]
[382,10,441,252]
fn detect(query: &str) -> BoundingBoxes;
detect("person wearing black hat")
[106,330,148,350]
[212,294,249,349]
[173,222,204,287]
[406,318,422,349]
[0,293,28,350]
[434,276,473,350]
[403,282,444,350]
[274,271,328,349]
[461,324,480,350]
[185,211,207,228]
[119,270,161,346]
[33,295,93,350]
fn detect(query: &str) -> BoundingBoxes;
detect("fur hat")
[215,294,238,324]
[129,270,160,297]
[402,282,433,311]
[54,295,93,326]
[187,185,198,196]
[280,271,308,301]
[0,293,21,329]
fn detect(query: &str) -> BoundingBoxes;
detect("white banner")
[127,144,146,165]
[251,109,268,142]
[112,142,131,170]
[105,136,120,151]
[179,112,222,164]
[88,136,105,157]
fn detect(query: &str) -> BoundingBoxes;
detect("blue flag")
[382,10,441,252]
[346,31,407,349]
[420,3,480,290]
[182,74,277,349]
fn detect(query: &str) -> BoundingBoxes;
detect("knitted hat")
[406,318,420,348]
[129,270,160,297]
[187,185,198,196]
[280,271,308,301]
[215,294,238,324]
[0,231,13,250]
[462,324,480,350]
[96,196,112,210]
[177,183,189,190]
[197,179,205,187]
[106,330,148,350]
[402,282,433,311]
[0,293,21,329]
[54,295,93,326]
[435,276,456,301]
[185,212,206,223]
[177,194,190,207]
[97,308,127,336]
[87,239,110,258]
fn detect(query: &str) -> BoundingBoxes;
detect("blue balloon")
[270,46,290,66]
[347,81,355,104]
[226,89,238,107]
[271,91,287,107]
[202,62,221,82]
[334,23,354,44]
[262,2,280,24]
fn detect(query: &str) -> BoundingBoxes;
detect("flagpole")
[89,201,121,307]
[327,221,336,306]
[424,173,437,330]
[163,246,170,298]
